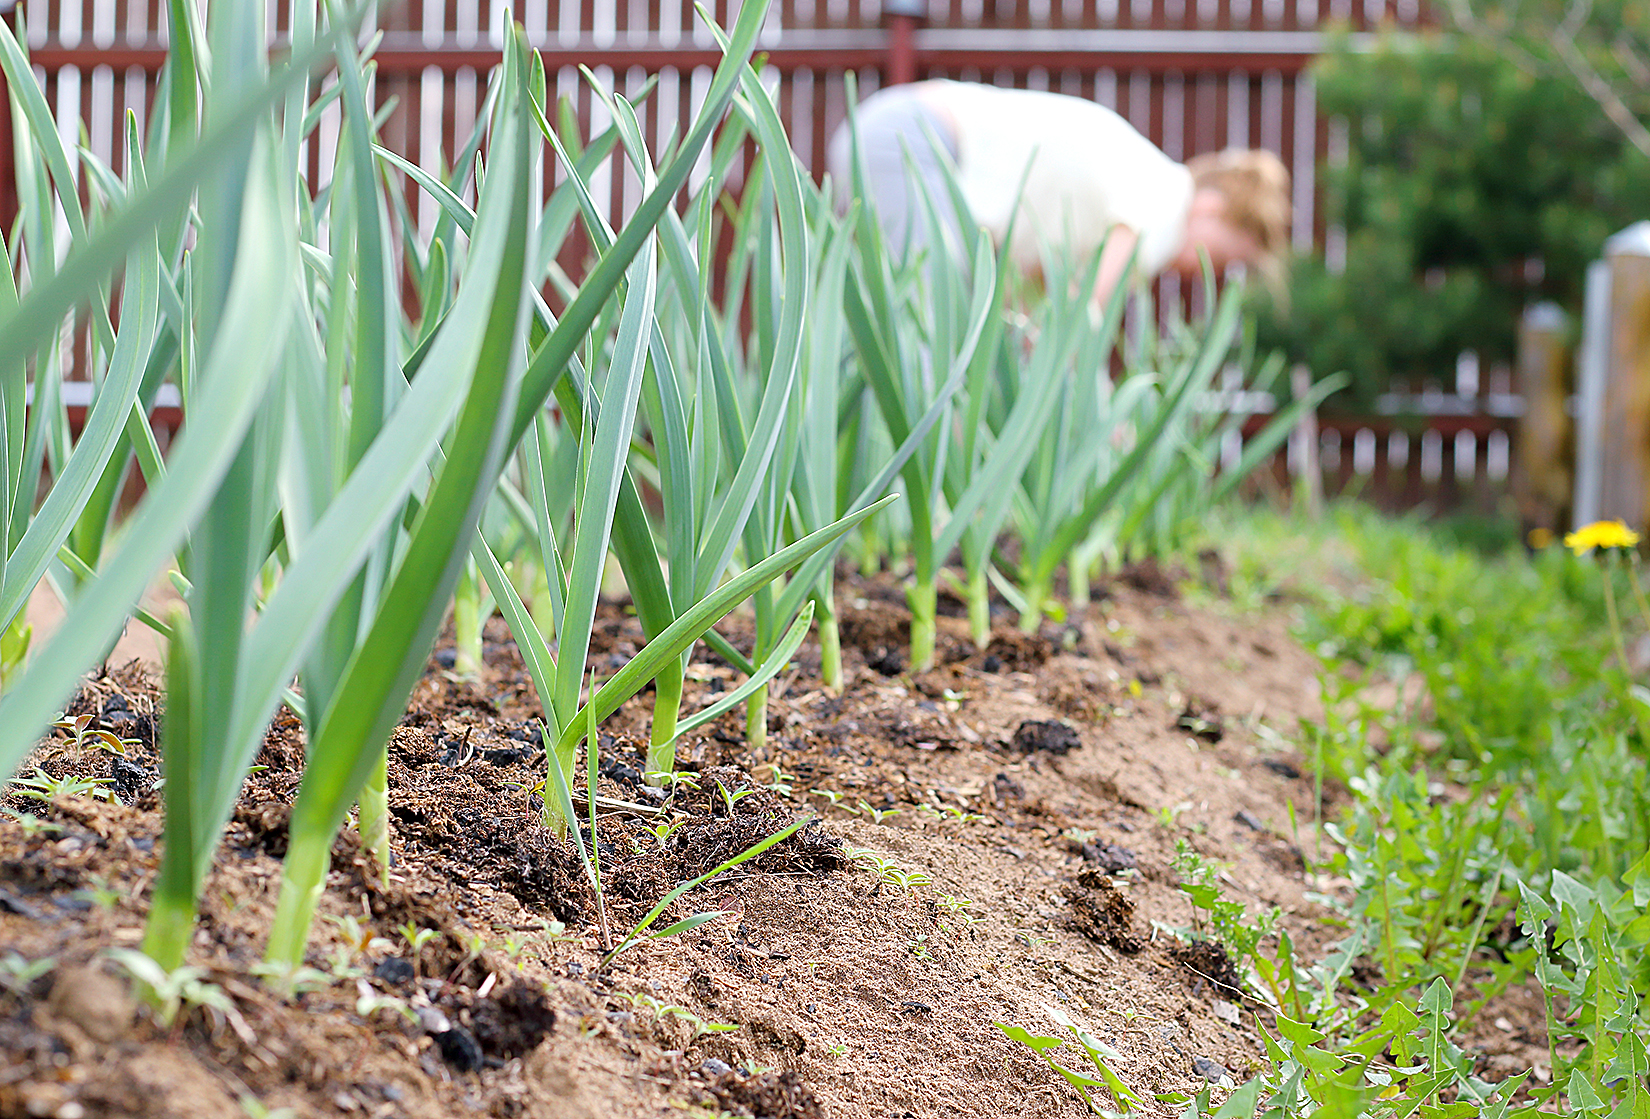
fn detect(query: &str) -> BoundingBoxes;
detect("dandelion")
[1526,526,1554,550]
[1563,520,1640,556]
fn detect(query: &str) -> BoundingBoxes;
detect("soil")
[0,563,1551,1118]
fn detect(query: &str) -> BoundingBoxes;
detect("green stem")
[543,739,576,839]
[746,684,769,751]
[1068,549,1092,611]
[140,872,198,972]
[1019,578,1047,635]
[453,559,482,677]
[966,564,990,649]
[264,831,332,967]
[907,578,937,672]
[817,596,843,691]
[357,748,389,888]
[647,660,684,782]
[858,520,882,578]
[527,561,558,642]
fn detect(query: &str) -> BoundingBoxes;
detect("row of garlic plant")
[826,91,1341,661]
[0,0,1323,970]
[0,0,889,971]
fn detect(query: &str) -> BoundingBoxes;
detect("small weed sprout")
[920,803,982,823]
[1,808,62,838]
[237,1095,300,1119]
[9,767,116,804]
[106,948,234,1028]
[354,990,419,1025]
[1154,801,1192,830]
[646,771,701,795]
[811,788,847,808]
[858,800,901,824]
[616,991,739,1043]
[52,713,137,756]
[936,895,978,929]
[908,934,935,962]
[760,764,796,797]
[398,922,439,957]
[996,1004,1147,1115]
[881,866,931,895]
[0,952,53,997]
[328,914,395,960]
[714,781,757,815]
[73,875,121,911]
[1169,840,1278,962]
[649,814,690,846]
[249,960,334,998]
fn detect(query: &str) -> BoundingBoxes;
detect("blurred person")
[826,80,1291,305]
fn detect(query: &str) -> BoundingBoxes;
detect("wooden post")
[881,0,926,85]
[1598,223,1650,530]
[1512,302,1571,537]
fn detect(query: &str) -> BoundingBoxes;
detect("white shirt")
[923,81,1195,278]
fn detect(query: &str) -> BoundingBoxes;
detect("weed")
[858,800,901,824]
[8,767,116,804]
[106,948,233,1028]
[996,1004,1147,1115]
[0,952,53,997]
[616,991,738,1043]
[52,713,138,757]
[73,875,121,911]
[1,807,61,837]
[1168,840,1278,964]
[397,921,438,958]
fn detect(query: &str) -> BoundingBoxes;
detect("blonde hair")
[1186,148,1292,283]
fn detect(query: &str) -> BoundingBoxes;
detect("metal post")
[1574,259,1613,527]
[881,0,927,85]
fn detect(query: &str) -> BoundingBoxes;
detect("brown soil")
[0,566,1543,1118]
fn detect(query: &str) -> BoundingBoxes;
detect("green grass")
[1152,503,1650,1117]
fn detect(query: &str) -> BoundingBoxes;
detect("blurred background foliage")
[1254,25,1650,409]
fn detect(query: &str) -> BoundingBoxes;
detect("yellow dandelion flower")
[1563,520,1641,556]
[1527,526,1554,550]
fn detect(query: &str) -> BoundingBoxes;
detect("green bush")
[1254,29,1650,406]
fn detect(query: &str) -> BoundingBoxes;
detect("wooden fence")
[4,0,1520,517]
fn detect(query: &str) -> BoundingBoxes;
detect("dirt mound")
[2,575,1347,1118]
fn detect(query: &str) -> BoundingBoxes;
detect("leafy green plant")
[7,767,116,804]
[0,952,53,997]
[600,815,811,969]
[106,947,234,1029]
[1170,839,1279,966]
[996,1004,1148,1115]
[615,991,739,1043]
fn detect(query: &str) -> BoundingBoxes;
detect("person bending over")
[826,79,1291,305]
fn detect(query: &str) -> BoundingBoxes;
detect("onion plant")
[0,10,173,682]
[838,122,1010,671]
[0,2,380,967]
[476,63,899,821]
[645,84,937,750]
[1008,279,1342,629]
